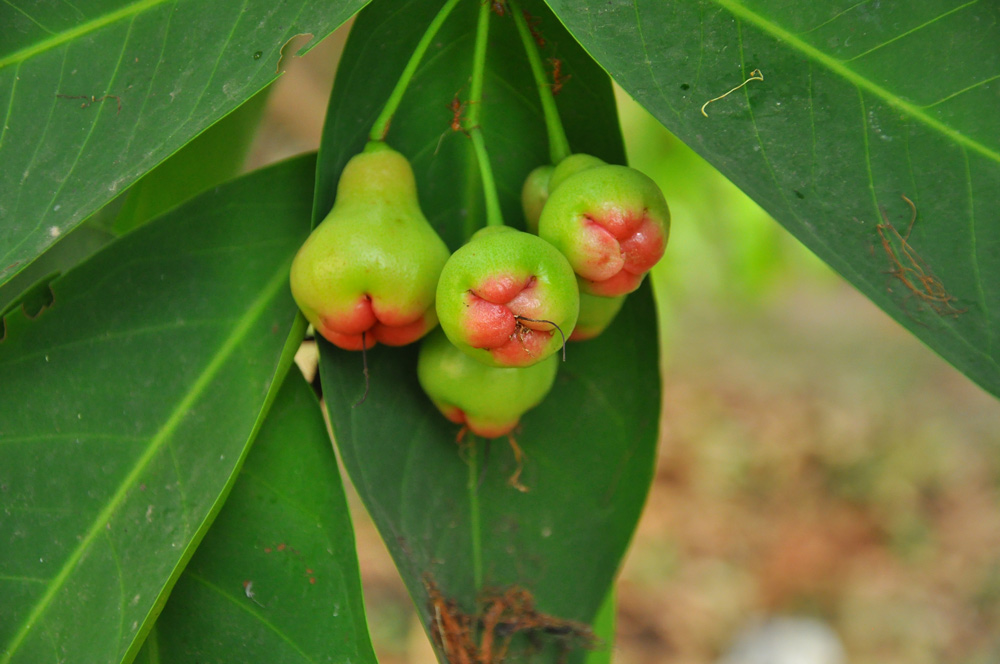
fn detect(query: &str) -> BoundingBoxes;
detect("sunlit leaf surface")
[0,0,365,286]
[0,155,314,664]
[136,373,377,664]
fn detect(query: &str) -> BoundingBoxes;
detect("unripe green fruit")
[520,164,554,234]
[546,153,606,193]
[289,143,450,350]
[538,163,669,297]
[436,226,579,368]
[570,291,626,341]
[417,328,558,438]
[521,155,608,233]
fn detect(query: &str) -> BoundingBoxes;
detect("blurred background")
[249,24,1000,664]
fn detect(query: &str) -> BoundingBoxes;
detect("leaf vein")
[844,0,980,63]
[963,147,993,358]
[0,62,21,151]
[28,16,138,256]
[797,0,870,35]
[1,318,232,370]
[0,262,289,662]
[104,529,127,652]
[922,73,1000,108]
[117,0,178,161]
[0,433,146,446]
[238,468,325,523]
[11,49,71,219]
[631,0,679,120]
[707,0,1000,164]
[170,0,249,132]
[737,21,797,223]
[0,0,174,69]
[1,0,56,35]
[0,574,50,585]
[58,0,87,21]
[185,572,318,663]
[806,63,817,194]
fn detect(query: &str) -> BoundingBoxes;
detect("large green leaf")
[0,0,366,287]
[322,285,657,663]
[545,0,1000,398]
[136,371,377,664]
[316,1,660,661]
[113,85,272,235]
[0,155,315,664]
[0,81,272,316]
[0,223,114,316]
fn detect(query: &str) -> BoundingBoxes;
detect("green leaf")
[136,371,377,664]
[322,284,658,662]
[0,0,366,287]
[0,223,115,317]
[583,591,615,664]
[113,85,272,235]
[545,0,1000,398]
[0,154,315,664]
[316,6,659,659]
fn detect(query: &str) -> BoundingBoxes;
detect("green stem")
[368,0,464,142]
[467,1,505,227]
[466,436,484,591]
[469,130,504,227]
[509,0,571,164]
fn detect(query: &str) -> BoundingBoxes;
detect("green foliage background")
[2,1,999,663]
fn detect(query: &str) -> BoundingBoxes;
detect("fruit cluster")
[289,142,669,442]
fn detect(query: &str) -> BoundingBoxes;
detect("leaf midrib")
[708,0,1000,164]
[185,571,318,663]
[0,261,290,663]
[0,0,175,69]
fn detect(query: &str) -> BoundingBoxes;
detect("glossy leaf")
[0,0,366,286]
[317,3,659,661]
[322,285,658,662]
[0,155,315,664]
[113,86,272,235]
[544,0,1000,398]
[136,372,377,664]
[0,223,113,316]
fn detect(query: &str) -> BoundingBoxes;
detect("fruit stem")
[368,0,464,142]
[466,1,505,228]
[509,0,571,164]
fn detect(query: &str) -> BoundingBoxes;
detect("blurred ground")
[258,26,1000,664]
